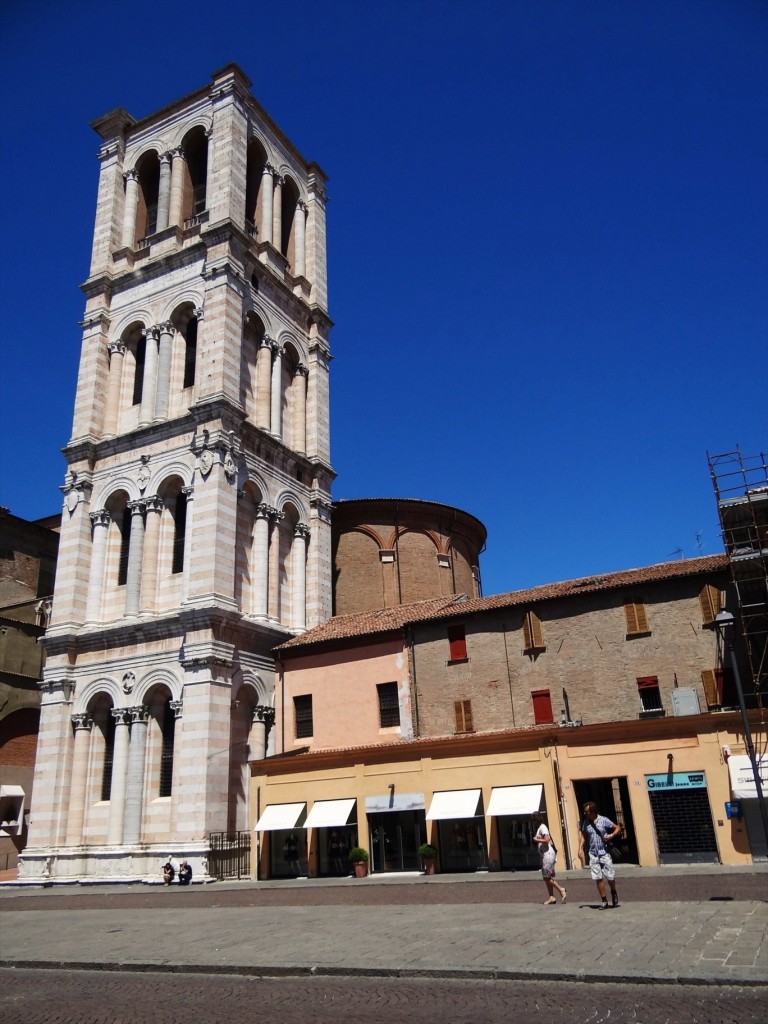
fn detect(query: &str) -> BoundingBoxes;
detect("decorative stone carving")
[199,449,214,477]
[223,451,236,481]
[128,705,150,724]
[253,705,275,727]
[170,700,184,719]
[71,713,93,732]
[137,455,150,492]
[122,671,136,694]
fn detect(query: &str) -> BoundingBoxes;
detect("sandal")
[560,889,567,904]
[544,896,557,904]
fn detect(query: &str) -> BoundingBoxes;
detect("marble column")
[272,174,283,251]
[260,164,274,245]
[294,200,307,277]
[85,510,111,623]
[253,503,270,618]
[180,485,195,603]
[139,496,163,614]
[293,364,308,452]
[106,708,131,845]
[168,148,185,228]
[248,706,275,761]
[270,343,283,438]
[268,508,283,621]
[124,501,146,617]
[154,321,175,421]
[156,152,172,232]
[121,170,139,248]
[256,337,273,430]
[292,524,309,631]
[139,326,160,427]
[65,713,93,846]
[123,706,150,845]
[103,342,125,438]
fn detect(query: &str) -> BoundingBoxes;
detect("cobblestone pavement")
[1,869,766,986]
[0,969,766,1024]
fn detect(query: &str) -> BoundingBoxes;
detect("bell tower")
[20,65,333,882]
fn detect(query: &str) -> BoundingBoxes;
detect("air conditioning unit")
[672,687,700,717]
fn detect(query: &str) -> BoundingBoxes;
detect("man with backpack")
[578,801,621,909]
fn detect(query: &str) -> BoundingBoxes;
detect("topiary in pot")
[349,847,369,877]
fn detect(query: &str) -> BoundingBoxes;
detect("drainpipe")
[406,624,420,737]
[550,745,572,869]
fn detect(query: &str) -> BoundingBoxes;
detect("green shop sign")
[646,772,706,791]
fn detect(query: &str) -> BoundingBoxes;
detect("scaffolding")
[708,449,768,703]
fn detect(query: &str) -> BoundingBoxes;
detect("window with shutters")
[522,610,545,651]
[447,624,468,663]
[698,584,722,625]
[377,682,400,728]
[454,698,474,733]
[701,668,738,709]
[637,676,664,714]
[294,695,313,739]
[532,689,553,724]
[624,599,650,636]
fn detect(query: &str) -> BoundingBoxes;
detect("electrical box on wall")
[672,687,701,717]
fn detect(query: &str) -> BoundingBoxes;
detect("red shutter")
[448,625,467,661]
[532,689,553,724]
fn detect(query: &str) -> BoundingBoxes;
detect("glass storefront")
[497,814,540,870]
[316,824,358,876]
[368,810,425,872]
[269,828,308,878]
[436,817,488,871]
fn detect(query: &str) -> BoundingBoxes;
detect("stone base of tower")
[17,842,213,886]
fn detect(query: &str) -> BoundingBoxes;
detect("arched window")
[182,317,197,390]
[181,127,208,222]
[241,312,266,421]
[131,333,146,406]
[171,490,187,575]
[134,150,160,242]
[159,698,175,797]
[95,703,116,801]
[117,506,131,586]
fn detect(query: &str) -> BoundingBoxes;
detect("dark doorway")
[574,777,638,864]
[367,811,425,872]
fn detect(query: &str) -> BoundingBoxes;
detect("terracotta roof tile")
[276,554,728,654]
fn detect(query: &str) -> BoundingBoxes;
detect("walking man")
[578,801,620,909]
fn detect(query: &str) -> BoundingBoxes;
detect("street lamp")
[713,610,768,851]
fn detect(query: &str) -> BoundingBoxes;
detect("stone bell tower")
[20,65,333,882]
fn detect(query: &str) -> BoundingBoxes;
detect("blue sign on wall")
[646,772,707,791]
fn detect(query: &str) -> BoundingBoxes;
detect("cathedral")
[19,65,334,882]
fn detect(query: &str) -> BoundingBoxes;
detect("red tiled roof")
[276,554,728,654]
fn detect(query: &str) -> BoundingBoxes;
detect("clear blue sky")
[1,0,766,597]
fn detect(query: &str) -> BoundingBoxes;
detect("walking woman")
[532,812,567,905]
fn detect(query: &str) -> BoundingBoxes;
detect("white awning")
[729,755,768,800]
[426,789,482,820]
[486,784,543,817]
[254,802,306,831]
[0,785,25,836]
[304,798,357,829]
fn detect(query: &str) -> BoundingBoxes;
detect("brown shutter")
[701,669,719,707]
[454,699,473,733]
[699,584,721,625]
[523,610,544,650]
[625,601,649,634]
[532,689,553,724]
[448,625,467,661]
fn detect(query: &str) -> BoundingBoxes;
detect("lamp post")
[713,610,768,851]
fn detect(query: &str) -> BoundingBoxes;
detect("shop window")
[624,599,650,636]
[523,610,545,651]
[377,682,400,728]
[447,624,468,663]
[698,584,722,625]
[532,689,553,724]
[294,695,313,739]
[454,698,473,733]
[637,676,664,715]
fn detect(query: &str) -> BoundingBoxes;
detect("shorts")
[589,853,615,882]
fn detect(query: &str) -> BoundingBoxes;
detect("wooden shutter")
[454,699,473,733]
[701,669,720,707]
[523,610,544,650]
[448,625,467,662]
[698,584,721,625]
[532,689,553,724]
[624,600,649,634]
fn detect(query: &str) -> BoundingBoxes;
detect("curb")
[1,959,765,987]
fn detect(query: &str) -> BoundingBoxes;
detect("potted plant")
[349,846,369,878]
[418,842,438,875]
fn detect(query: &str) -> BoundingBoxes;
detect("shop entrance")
[645,772,719,864]
[574,777,638,863]
[368,811,425,872]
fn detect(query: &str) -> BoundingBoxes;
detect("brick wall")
[411,573,726,737]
